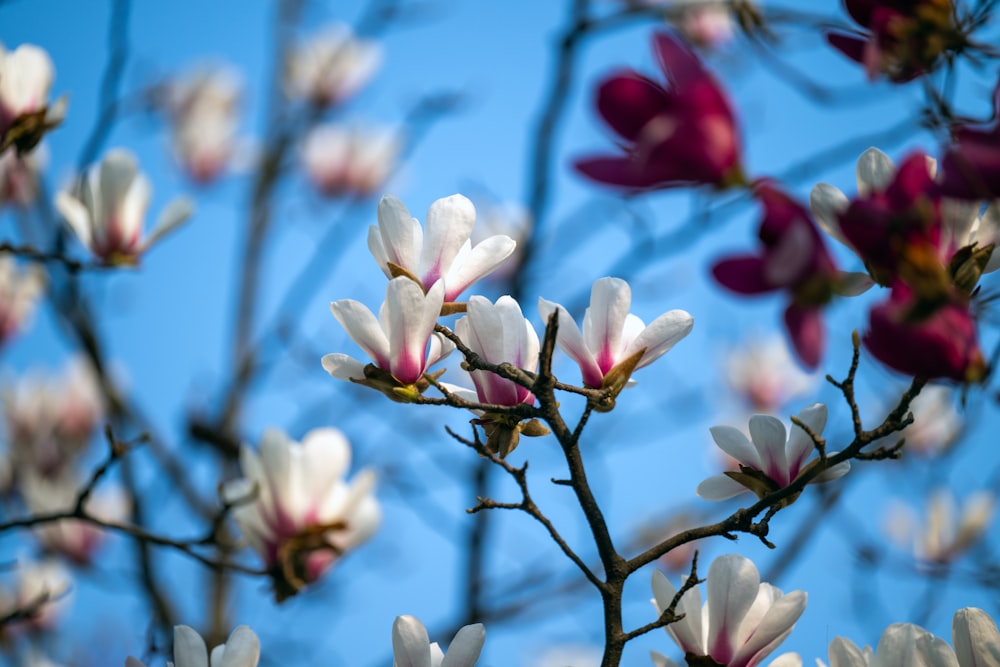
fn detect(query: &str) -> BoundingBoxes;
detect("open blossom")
[0,43,64,153]
[938,76,1000,200]
[575,31,742,190]
[725,336,815,413]
[220,428,380,601]
[826,0,960,82]
[819,608,1000,667]
[323,277,454,398]
[368,194,516,302]
[697,403,850,502]
[55,149,194,265]
[0,254,45,346]
[163,68,243,183]
[538,277,693,389]
[285,23,381,107]
[884,488,995,564]
[4,358,103,480]
[300,123,399,198]
[392,615,485,667]
[650,554,805,667]
[865,282,984,382]
[127,625,260,667]
[712,184,839,368]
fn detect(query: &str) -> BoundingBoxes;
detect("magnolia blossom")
[0,254,45,345]
[884,488,995,564]
[368,194,516,302]
[0,43,63,151]
[712,183,840,368]
[220,428,380,600]
[826,0,958,82]
[939,76,1000,200]
[300,123,400,198]
[323,277,454,393]
[21,471,128,565]
[3,358,103,479]
[670,0,737,48]
[163,68,243,183]
[538,277,693,389]
[56,149,194,265]
[697,403,850,501]
[650,554,805,667]
[0,144,45,207]
[455,295,538,407]
[285,23,381,106]
[575,31,742,190]
[896,385,962,457]
[127,625,260,667]
[819,608,1000,667]
[725,336,815,413]
[391,614,485,667]
[5,559,72,631]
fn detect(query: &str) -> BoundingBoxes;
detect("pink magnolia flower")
[826,0,959,82]
[864,282,985,382]
[0,43,64,151]
[127,625,260,667]
[55,149,194,265]
[220,428,380,600]
[455,295,539,407]
[323,277,454,388]
[368,194,516,302]
[697,403,850,501]
[938,77,1000,200]
[0,254,45,346]
[300,123,400,198]
[575,31,742,190]
[712,184,839,368]
[391,615,486,667]
[650,554,806,667]
[537,277,693,389]
[285,24,381,107]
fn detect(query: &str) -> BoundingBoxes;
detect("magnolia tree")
[1,0,1000,666]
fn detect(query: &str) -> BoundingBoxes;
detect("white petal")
[769,654,803,667]
[321,353,367,381]
[856,147,895,196]
[876,623,958,667]
[329,299,390,369]
[730,590,806,666]
[706,554,760,662]
[650,650,681,667]
[56,191,94,250]
[809,183,850,249]
[813,459,851,483]
[652,570,703,654]
[785,403,827,478]
[538,296,601,387]
[442,234,516,300]
[144,196,195,251]
[584,277,631,367]
[215,626,260,667]
[952,607,1000,667]
[440,623,485,667]
[835,271,875,297]
[174,625,209,667]
[418,194,476,287]
[393,616,432,667]
[697,474,750,501]
[826,636,869,667]
[749,415,788,483]
[628,309,694,369]
[709,425,761,469]
[386,277,443,383]
[375,195,421,273]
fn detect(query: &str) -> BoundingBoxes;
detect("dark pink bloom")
[836,151,943,283]
[938,77,1000,200]
[826,0,958,82]
[864,282,985,381]
[575,32,742,190]
[712,184,838,367]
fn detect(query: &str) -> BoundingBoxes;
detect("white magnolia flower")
[810,147,1000,278]
[896,385,962,457]
[725,335,815,413]
[127,625,260,667]
[539,277,693,389]
[7,559,72,630]
[220,428,380,599]
[164,67,243,183]
[368,194,516,302]
[697,404,850,501]
[0,43,55,135]
[392,615,485,667]
[0,144,46,207]
[323,277,454,388]
[455,295,538,407]
[819,608,1000,667]
[56,149,194,264]
[884,488,995,564]
[285,23,381,106]
[651,553,806,667]
[301,123,400,198]
[0,254,45,344]
[4,357,103,478]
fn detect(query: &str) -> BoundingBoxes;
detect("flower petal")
[538,296,602,388]
[696,474,751,501]
[174,625,210,667]
[705,554,760,664]
[952,607,1000,667]
[628,309,694,370]
[440,623,485,667]
[418,194,476,288]
[709,425,761,469]
[321,353,367,381]
[393,616,432,667]
[856,147,895,196]
[329,298,391,370]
